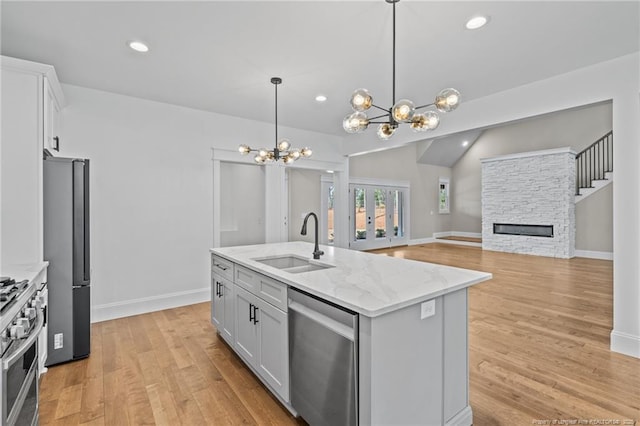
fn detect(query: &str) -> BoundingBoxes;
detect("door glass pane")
[374,188,386,239]
[354,187,366,240]
[327,185,334,243]
[392,190,404,237]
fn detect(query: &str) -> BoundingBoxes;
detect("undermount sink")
[253,255,334,274]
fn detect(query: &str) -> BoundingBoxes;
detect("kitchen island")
[210,241,491,426]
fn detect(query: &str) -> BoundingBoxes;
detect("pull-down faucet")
[301,212,324,260]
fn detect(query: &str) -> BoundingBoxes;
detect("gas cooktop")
[0,276,29,313]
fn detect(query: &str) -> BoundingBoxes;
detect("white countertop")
[211,242,491,317]
[1,262,48,329]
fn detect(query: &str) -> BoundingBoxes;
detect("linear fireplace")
[493,223,554,238]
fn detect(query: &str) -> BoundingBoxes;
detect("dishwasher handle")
[289,300,355,342]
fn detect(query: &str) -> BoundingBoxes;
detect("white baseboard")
[92,287,210,323]
[574,249,613,260]
[445,406,473,426]
[409,237,436,245]
[611,330,640,358]
[432,231,452,239]
[451,231,482,239]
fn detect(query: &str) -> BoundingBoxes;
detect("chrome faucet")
[301,212,324,260]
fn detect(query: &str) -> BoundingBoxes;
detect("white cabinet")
[0,56,64,268]
[211,253,290,403]
[43,77,61,153]
[233,284,289,401]
[211,273,234,345]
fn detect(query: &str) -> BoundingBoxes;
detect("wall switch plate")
[421,299,435,319]
[54,333,63,349]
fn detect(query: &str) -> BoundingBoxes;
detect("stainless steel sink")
[253,255,334,274]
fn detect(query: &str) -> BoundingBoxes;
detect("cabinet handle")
[214,263,228,271]
[219,283,224,297]
[252,305,259,324]
[249,303,254,323]
[53,136,59,151]
[215,281,220,297]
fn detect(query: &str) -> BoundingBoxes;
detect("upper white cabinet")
[0,56,64,268]
[43,77,62,153]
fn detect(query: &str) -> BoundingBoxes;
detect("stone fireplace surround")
[481,147,576,259]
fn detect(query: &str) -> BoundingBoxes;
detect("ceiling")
[2,1,638,138]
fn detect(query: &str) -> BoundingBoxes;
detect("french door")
[349,183,408,250]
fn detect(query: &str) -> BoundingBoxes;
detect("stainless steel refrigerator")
[43,155,91,366]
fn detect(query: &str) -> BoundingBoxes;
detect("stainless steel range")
[1,276,46,426]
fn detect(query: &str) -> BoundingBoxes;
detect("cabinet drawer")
[235,265,288,312]
[211,254,234,280]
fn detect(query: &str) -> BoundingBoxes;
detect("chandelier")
[342,0,461,140]
[239,77,312,164]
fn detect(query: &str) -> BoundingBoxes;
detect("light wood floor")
[39,244,639,425]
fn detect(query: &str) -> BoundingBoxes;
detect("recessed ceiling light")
[462,140,469,147]
[326,170,334,174]
[128,40,149,53]
[465,16,488,30]
[315,95,327,102]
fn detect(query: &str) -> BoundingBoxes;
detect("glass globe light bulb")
[343,112,369,134]
[300,147,312,157]
[435,88,461,113]
[254,155,265,164]
[290,149,301,159]
[410,114,427,132]
[284,155,296,164]
[392,99,415,122]
[424,111,440,130]
[350,89,373,112]
[238,144,251,155]
[377,123,395,140]
[278,139,290,151]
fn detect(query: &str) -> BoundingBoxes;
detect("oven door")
[2,309,43,426]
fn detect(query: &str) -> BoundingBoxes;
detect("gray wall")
[349,144,452,241]
[287,168,322,243]
[451,101,613,252]
[576,184,613,252]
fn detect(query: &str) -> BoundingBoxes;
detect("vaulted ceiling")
[2,1,638,139]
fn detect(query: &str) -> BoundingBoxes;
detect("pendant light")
[343,0,461,140]
[239,77,312,164]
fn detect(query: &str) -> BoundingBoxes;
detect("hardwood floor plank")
[39,244,638,425]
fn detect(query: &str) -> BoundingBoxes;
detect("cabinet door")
[43,77,60,153]
[256,298,289,401]
[211,276,224,328]
[234,286,258,368]
[221,280,235,344]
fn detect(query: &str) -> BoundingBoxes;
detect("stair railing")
[575,130,613,195]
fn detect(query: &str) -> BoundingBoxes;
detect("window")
[439,177,450,214]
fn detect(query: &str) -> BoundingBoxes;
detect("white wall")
[59,83,343,322]
[288,168,322,243]
[220,162,265,247]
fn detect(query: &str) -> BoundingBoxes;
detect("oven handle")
[3,309,44,371]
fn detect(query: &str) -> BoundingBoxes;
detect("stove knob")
[10,324,26,339]
[24,307,37,320]
[16,317,30,329]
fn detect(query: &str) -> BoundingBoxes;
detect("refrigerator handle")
[73,160,91,286]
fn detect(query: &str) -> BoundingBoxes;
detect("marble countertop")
[211,242,491,317]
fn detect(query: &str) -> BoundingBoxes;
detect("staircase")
[575,131,613,203]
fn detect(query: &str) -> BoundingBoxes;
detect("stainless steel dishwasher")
[288,287,358,426]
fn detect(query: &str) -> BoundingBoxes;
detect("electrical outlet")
[421,299,435,319]
[54,333,63,349]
